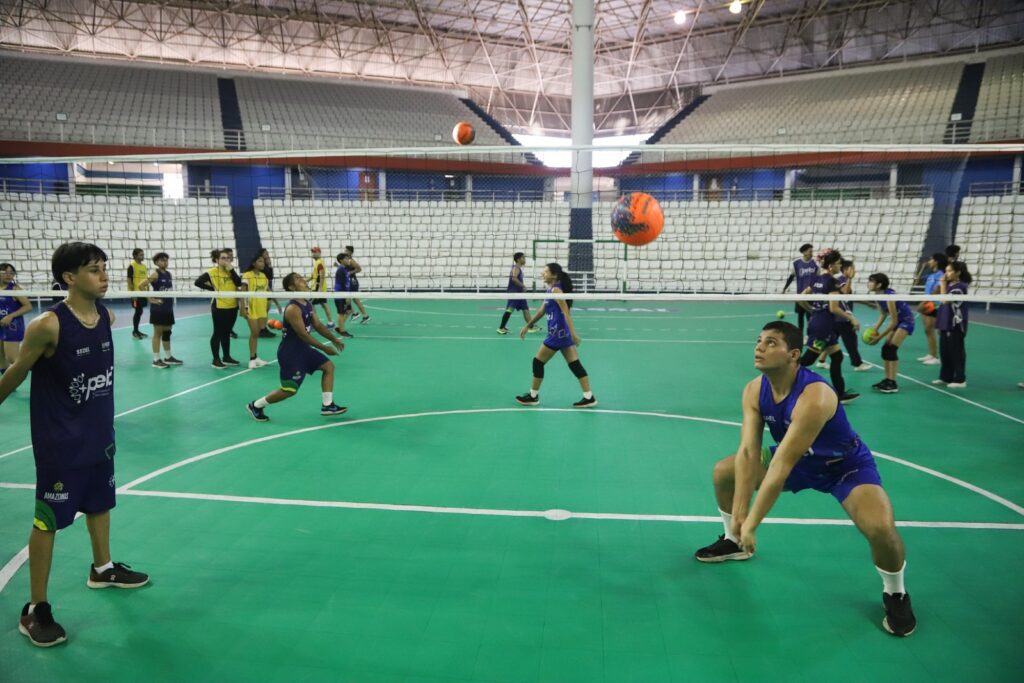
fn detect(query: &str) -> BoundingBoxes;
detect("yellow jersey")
[242,270,269,319]
[129,261,149,292]
[311,257,328,292]
[207,266,240,309]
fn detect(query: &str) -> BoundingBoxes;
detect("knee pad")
[162,330,172,342]
[532,357,545,379]
[799,349,818,367]
[881,343,898,361]
[830,350,844,365]
[568,359,587,379]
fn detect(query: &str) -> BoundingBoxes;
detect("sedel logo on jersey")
[68,367,114,405]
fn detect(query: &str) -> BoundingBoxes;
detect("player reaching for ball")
[864,273,914,394]
[515,263,595,408]
[246,273,347,422]
[694,320,917,637]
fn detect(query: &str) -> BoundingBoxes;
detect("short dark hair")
[0,262,14,274]
[282,272,301,291]
[152,252,169,263]
[944,244,960,258]
[762,320,802,351]
[799,243,813,253]
[345,245,355,254]
[840,259,854,270]
[52,242,108,284]
[821,249,842,268]
[868,272,890,290]
[931,253,949,270]
[513,252,524,261]
[132,248,144,258]
[948,260,972,284]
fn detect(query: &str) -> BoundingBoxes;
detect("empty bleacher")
[970,53,1024,142]
[0,192,236,288]
[954,194,1024,295]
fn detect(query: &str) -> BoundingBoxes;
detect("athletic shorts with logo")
[34,459,116,531]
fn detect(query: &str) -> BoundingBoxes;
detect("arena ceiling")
[1,0,1022,135]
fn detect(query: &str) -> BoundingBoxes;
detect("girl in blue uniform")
[146,252,183,368]
[864,273,914,393]
[246,272,347,421]
[515,263,595,408]
[0,263,32,377]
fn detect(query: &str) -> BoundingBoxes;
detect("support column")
[465,174,473,202]
[379,170,387,201]
[692,173,701,201]
[783,169,795,201]
[1013,156,1021,194]
[568,0,594,291]
[889,163,898,198]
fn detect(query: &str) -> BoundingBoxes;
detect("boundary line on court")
[893,371,1024,425]
[365,304,772,321]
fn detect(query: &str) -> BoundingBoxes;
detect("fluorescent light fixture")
[674,10,687,24]
[729,0,742,14]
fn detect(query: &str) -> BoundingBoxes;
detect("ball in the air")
[862,327,876,343]
[776,310,786,319]
[452,121,475,145]
[611,192,664,246]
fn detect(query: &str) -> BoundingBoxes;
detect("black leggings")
[211,306,238,361]
[835,320,863,367]
[939,328,967,383]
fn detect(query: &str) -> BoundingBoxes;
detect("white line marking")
[972,321,1024,333]
[0,483,33,489]
[355,335,751,344]
[894,371,1024,426]
[871,452,1024,515]
[366,304,771,321]
[0,548,28,596]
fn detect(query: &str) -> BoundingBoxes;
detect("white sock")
[720,509,738,543]
[153,353,161,362]
[583,391,593,399]
[876,561,906,595]
[322,392,333,406]
[27,603,36,615]
[529,389,539,398]
[254,397,269,409]
[94,561,114,573]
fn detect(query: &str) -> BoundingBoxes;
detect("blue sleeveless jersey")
[793,259,818,294]
[808,272,838,313]
[833,274,852,318]
[759,367,866,459]
[334,265,352,292]
[0,282,26,335]
[884,288,914,325]
[281,299,314,346]
[544,287,571,340]
[507,266,524,293]
[30,303,116,469]
[151,269,173,313]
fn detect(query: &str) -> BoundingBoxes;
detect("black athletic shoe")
[339,331,354,339]
[359,315,371,324]
[573,396,598,408]
[212,359,227,369]
[879,380,899,394]
[132,330,147,340]
[19,602,66,648]
[321,403,348,417]
[222,357,241,367]
[229,331,238,339]
[246,401,269,422]
[164,356,184,366]
[87,562,149,589]
[694,534,752,563]
[515,393,539,406]
[839,392,860,404]
[882,592,916,637]
[152,359,169,369]
[258,328,276,338]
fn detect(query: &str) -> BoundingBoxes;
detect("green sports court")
[1,300,1022,682]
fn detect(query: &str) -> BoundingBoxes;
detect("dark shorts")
[131,297,147,309]
[350,279,360,293]
[896,320,915,335]
[543,329,574,351]
[0,318,25,342]
[150,309,175,326]
[806,312,838,351]
[278,343,330,392]
[334,298,352,315]
[506,299,529,312]
[34,459,117,531]
[311,298,327,306]
[763,444,883,504]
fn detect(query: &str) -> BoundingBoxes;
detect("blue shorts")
[896,320,915,335]
[806,312,838,352]
[0,318,25,342]
[763,444,882,503]
[278,342,329,393]
[506,299,528,312]
[543,331,574,351]
[34,459,116,531]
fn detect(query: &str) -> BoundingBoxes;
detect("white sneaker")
[815,360,828,369]
[931,379,948,385]
[248,358,269,369]
[1018,382,1024,390]
[922,357,940,366]
[917,354,936,362]
[853,363,872,372]
[946,381,967,388]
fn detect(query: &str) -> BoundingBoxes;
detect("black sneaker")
[871,380,887,391]
[321,403,348,417]
[515,393,539,406]
[87,562,149,589]
[229,331,238,339]
[573,396,598,408]
[359,315,371,325]
[882,592,916,637]
[211,359,227,369]
[222,357,241,367]
[152,359,169,369]
[694,534,752,563]
[840,392,860,404]
[19,602,66,648]
[339,331,354,339]
[164,356,184,366]
[258,329,276,338]
[246,401,269,422]
[132,330,147,340]
[879,380,899,394]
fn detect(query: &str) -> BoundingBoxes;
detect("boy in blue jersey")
[0,263,32,378]
[333,252,355,339]
[782,243,816,335]
[694,320,916,636]
[497,252,537,335]
[246,272,347,421]
[798,249,860,403]
[865,273,915,394]
[0,242,149,648]
[916,253,947,365]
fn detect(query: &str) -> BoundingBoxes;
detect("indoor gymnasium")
[1,1,1023,681]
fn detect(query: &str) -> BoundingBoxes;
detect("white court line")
[0,483,33,489]
[0,361,278,461]
[366,304,771,321]
[894,371,1024,426]
[357,334,751,345]
[972,320,1024,333]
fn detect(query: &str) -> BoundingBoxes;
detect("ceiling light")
[729,0,742,14]
[674,10,687,25]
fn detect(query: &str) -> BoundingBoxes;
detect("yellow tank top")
[242,271,269,318]
[207,266,238,309]
[130,261,149,292]
[311,258,328,292]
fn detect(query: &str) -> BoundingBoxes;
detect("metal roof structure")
[2,0,1022,135]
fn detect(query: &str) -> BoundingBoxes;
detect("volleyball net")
[2,143,1023,305]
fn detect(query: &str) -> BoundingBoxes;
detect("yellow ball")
[776,310,786,319]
